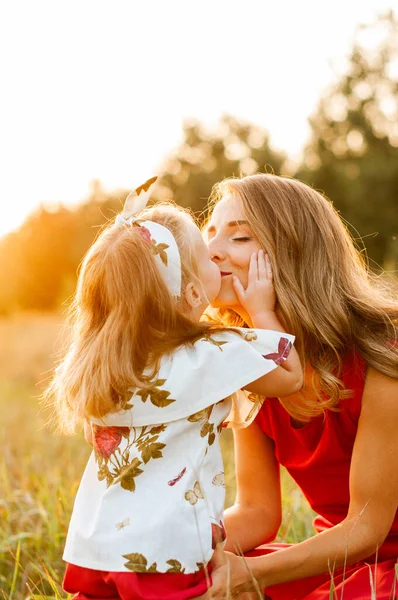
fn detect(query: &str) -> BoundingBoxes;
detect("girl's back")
[64,327,293,573]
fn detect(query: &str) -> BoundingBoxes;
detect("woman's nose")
[207,238,225,262]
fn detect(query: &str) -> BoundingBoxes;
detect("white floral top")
[63,328,294,574]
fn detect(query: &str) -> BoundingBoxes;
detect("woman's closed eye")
[233,236,252,242]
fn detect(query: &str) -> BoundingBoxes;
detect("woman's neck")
[231,306,253,327]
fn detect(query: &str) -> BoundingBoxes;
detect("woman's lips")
[220,271,232,278]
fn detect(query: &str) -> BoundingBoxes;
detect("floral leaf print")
[168,467,186,486]
[97,463,113,487]
[197,562,206,571]
[150,240,169,266]
[123,552,157,573]
[237,391,264,424]
[123,552,147,572]
[93,419,169,493]
[263,337,292,365]
[200,422,213,437]
[188,406,215,446]
[135,431,158,451]
[115,457,144,492]
[202,333,228,351]
[243,330,258,342]
[187,408,210,423]
[166,559,185,573]
[150,424,167,434]
[141,442,166,464]
[150,389,175,408]
[185,481,204,505]
[93,425,130,459]
[136,389,149,403]
[136,379,175,408]
[212,472,225,487]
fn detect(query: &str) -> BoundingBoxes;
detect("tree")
[0,118,286,312]
[299,11,398,269]
[0,181,126,313]
[156,115,287,219]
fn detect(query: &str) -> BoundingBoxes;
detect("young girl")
[45,178,302,600]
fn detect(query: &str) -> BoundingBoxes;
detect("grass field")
[0,314,316,599]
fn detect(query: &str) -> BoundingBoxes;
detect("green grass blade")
[8,539,21,600]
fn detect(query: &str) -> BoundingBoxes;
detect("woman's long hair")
[45,203,225,433]
[208,174,398,421]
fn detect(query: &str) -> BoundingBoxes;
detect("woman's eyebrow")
[228,220,249,227]
[207,220,249,233]
[206,220,249,236]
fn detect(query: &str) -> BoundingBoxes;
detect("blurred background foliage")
[0,11,397,315]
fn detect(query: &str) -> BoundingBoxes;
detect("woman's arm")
[201,367,398,597]
[223,421,282,553]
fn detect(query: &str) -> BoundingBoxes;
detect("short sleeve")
[90,328,295,427]
[223,389,265,429]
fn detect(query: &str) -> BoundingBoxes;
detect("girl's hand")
[195,548,261,599]
[232,250,276,321]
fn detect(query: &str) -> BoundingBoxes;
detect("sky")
[0,0,395,238]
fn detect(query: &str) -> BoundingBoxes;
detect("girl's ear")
[184,282,202,309]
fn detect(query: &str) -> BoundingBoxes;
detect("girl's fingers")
[265,253,273,280]
[257,249,267,279]
[232,275,246,303]
[248,252,258,284]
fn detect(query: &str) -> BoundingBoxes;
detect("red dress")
[249,351,398,599]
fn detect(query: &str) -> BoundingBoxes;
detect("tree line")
[1,12,397,314]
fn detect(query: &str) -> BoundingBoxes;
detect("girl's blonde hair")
[208,174,398,421]
[45,203,224,433]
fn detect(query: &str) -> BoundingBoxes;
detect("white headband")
[115,177,182,297]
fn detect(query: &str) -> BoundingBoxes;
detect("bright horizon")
[0,0,395,238]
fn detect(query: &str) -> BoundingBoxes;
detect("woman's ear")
[184,282,202,310]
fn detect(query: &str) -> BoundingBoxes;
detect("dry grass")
[0,312,67,386]
[0,313,315,599]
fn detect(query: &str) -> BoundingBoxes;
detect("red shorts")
[63,562,212,600]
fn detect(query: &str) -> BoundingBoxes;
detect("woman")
[198,174,398,599]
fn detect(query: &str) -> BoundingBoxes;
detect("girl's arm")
[233,251,303,397]
[223,421,282,553]
[198,367,398,597]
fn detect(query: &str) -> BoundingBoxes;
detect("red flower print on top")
[93,425,130,459]
[263,337,292,366]
[138,226,152,245]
